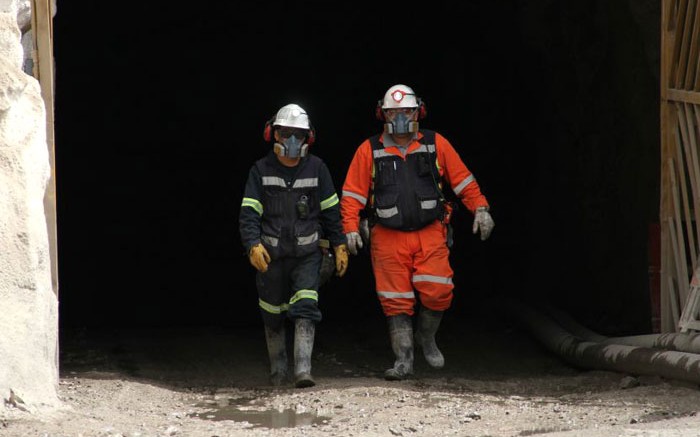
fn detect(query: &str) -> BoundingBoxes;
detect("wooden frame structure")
[31,0,58,297]
[661,0,700,332]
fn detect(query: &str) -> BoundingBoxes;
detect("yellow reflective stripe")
[290,289,318,304]
[242,197,263,215]
[321,193,339,210]
[258,298,289,314]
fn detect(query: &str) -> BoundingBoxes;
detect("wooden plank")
[686,0,700,89]
[695,104,700,148]
[660,0,675,330]
[670,159,691,306]
[668,273,681,331]
[695,43,700,90]
[673,103,697,269]
[684,102,700,254]
[678,266,700,331]
[669,216,686,327]
[676,0,694,87]
[31,0,57,297]
[668,0,679,31]
[672,0,689,88]
[668,88,700,104]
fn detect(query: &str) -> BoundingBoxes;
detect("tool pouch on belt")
[318,238,335,286]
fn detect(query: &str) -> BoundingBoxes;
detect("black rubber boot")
[415,307,445,369]
[264,325,288,386]
[294,318,316,388]
[384,314,414,381]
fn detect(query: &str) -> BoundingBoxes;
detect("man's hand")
[248,243,271,272]
[334,244,349,277]
[346,231,364,255]
[472,207,495,241]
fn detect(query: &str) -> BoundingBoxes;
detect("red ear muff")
[417,99,427,120]
[307,127,316,146]
[375,100,385,121]
[263,118,275,142]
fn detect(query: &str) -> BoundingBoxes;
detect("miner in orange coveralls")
[340,84,495,380]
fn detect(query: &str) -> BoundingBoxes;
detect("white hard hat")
[272,103,310,130]
[381,84,419,110]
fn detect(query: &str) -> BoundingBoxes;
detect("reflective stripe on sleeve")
[242,197,263,215]
[342,190,367,206]
[321,193,339,210]
[452,174,475,196]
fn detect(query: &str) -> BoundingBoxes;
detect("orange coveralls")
[341,131,490,316]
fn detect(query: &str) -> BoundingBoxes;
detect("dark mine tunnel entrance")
[53,1,661,380]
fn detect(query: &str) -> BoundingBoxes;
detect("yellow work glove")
[248,243,271,273]
[334,244,349,277]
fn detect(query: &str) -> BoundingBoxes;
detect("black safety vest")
[255,154,323,259]
[368,130,445,231]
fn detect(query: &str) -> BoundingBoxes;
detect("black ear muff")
[375,100,385,121]
[417,99,427,120]
[263,118,275,142]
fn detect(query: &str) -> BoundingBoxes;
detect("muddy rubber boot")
[384,314,414,381]
[415,307,445,369]
[264,325,288,386]
[294,318,316,388]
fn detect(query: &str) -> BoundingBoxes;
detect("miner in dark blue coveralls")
[239,103,349,388]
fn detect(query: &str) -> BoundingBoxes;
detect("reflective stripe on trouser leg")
[412,221,454,311]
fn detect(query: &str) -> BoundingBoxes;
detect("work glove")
[346,231,363,255]
[334,244,349,277]
[248,243,271,273]
[472,206,495,241]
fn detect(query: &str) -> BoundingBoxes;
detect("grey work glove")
[472,207,495,241]
[346,231,364,255]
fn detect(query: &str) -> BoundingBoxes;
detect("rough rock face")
[0,0,59,411]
